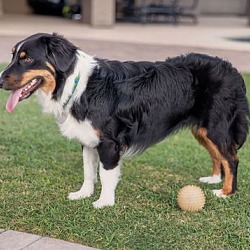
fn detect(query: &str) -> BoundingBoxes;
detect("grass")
[0,64,249,249]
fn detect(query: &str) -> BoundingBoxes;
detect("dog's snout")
[0,73,17,90]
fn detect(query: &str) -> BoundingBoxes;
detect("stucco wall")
[3,0,32,14]
[198,0,247,14]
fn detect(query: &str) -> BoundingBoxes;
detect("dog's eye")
[23,57,33,63]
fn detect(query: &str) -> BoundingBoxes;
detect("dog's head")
[0,33,77,112]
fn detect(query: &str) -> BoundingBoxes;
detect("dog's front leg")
[92,138,121,208]
[68,146,99,200]
[92,162,121,208]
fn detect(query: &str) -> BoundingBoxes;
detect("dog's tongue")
[6,88,23,113]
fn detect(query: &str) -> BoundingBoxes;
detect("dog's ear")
[42,33,77,72]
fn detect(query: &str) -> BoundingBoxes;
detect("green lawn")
[0,65,249,249]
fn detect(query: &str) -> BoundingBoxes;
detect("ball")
[177,185,205,212]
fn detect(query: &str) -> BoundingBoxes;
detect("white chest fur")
[37,50,100,148]
[58,114,100,147]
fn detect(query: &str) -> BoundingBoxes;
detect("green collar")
[62,73,80,109]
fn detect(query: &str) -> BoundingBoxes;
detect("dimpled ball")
[177,185,205,212]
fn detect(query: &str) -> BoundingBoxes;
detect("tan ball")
[177,185,205,212]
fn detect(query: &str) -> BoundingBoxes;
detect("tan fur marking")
[21,70,56,93]
[193,127,233,195]
[221,160,233,195]
[45,62,56,74]
[94,129,101,137]
[211,158,222,176]
[193,128,222,161]
[19,51,26,58]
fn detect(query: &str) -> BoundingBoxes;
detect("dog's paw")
[68,184,94,200]
[92,198,114,209]
[212,189,227,198]
[68,191,86,200]
[199,175,222,184]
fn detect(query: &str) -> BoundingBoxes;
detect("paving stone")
[23,237,99,250]
[0,230,41,250]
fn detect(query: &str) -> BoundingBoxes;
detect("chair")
[175,0,199,24]
[138,0,179,24]
[116,0,199,24]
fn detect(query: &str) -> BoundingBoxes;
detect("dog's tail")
[230,74,249,150]
[167,53,249,150]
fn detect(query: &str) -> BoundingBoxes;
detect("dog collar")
[62,73,80,109]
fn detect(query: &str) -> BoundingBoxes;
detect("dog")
[0,33,249,208]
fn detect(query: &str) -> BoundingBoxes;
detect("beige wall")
[0,0,3,15]
[3,0,32,14]
[83,0,115,26]
[198,0,247,15]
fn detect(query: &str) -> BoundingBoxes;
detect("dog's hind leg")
[193,128,223,184]
[193,128,239,197]
[68,147,99,200]
[212,155,238,198]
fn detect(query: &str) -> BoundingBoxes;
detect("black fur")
[71,55,249,174]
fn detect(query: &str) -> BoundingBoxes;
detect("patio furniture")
[116,0,199,24]
[139,0,179,24]
[175,0,199,24]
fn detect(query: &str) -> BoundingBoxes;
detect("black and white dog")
[0,33,249,208]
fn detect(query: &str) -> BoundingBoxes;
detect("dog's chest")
[37,91,99,147]
[58,114,100,147]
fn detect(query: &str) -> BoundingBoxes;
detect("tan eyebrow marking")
[19,51,26,58]
[45,62,55,74]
